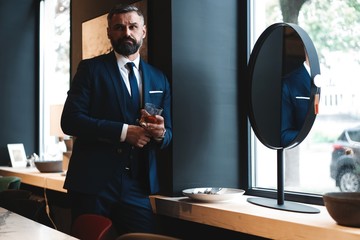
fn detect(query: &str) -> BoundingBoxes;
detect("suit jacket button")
[117,148,122,154]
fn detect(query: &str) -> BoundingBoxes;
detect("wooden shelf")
[0,167,66,193]
[150,195,360,240]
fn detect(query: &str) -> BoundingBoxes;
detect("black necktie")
[126,62,140,108]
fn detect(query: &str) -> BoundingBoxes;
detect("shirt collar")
[114,52,140,69]
[303,61,311,76]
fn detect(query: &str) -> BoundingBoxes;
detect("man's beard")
[111,36,142,56]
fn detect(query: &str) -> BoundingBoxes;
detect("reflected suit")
[281,63,311,146]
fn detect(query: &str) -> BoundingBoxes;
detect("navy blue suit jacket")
[61,51,172,194]
[281,64,311,146]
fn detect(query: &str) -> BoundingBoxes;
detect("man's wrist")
[154,128,166,141]
[120,124,128,142]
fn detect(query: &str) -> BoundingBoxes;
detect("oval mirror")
[247,23,321,213]
[248,22,320,150]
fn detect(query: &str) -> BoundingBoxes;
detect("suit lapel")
[102,56,157,123]
[103,51,127,118]
[140,59,151,106]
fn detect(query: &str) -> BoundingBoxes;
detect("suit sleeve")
[61,59,123,142]
[159,73,172,149]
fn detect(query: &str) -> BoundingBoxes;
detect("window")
[250,0,360,197]
[39,0,70,159]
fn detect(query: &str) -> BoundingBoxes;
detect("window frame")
[239,0,324,206]
[39,0,70,160]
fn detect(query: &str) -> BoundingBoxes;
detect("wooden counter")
[3,167,360,239]
[0,167,66,193]
[150,195,360,240]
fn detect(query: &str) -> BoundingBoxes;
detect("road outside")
[254,114,360,195]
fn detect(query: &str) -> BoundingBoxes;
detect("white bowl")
[182,188,245,202]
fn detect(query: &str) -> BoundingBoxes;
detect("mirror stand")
[247,149,320,214]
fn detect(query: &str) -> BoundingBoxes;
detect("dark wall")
[148,0,240,195]
[0,0,39,165]
[71,0,240,196]
[169,0,239,194]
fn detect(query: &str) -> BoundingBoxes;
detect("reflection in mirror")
[281,28,311,146]
[248,23,320,149]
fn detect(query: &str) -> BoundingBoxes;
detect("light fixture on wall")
[47,104,71,171]
[46,104,66,160]
[50,104,65,139]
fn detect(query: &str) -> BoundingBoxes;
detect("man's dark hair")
[107,4,144,24]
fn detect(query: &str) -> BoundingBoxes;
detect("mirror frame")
[248,22,320,150]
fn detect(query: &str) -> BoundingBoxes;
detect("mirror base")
[247,197,320,214]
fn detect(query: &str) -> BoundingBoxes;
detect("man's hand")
[126,125,152,148]
[140,109,166,140]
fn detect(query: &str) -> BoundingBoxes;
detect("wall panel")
[0,0,39,165]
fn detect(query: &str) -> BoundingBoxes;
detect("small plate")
[182,187,245,202]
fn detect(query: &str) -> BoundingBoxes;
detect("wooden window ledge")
[149,195,360,240]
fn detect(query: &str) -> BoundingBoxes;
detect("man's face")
[107,11,146,57]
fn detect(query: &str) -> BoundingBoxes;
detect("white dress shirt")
[114,52,143,142]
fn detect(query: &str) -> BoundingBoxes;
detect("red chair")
[71,214,116,240]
